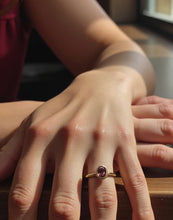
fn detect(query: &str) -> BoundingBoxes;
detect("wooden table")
[0,168,173,220]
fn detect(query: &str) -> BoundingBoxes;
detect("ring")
[85,165,116,179]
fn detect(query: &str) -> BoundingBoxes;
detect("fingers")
[49,155,83,220]
[87,148,117,220]
[8,134,47,220]
[111,106,154,219]
[136,95,173,105]
[7,100,81,220]
[132,103,173,119]
[49,126,87,220]
[134,118,173,144]
[0,124,25,181]
[117,144,154,220]
[137,143,173,170]
[88,172,117,220]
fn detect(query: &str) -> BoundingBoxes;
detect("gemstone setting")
[96,165,108,179]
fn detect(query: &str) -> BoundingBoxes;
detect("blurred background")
[18,0,173,101]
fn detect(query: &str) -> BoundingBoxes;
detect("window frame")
[138,0,173,36]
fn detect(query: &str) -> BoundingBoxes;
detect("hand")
[1,96,173,177]
[0,70,153,220]
[133,96,173,170]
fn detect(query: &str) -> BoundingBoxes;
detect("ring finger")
[87,143,117,220]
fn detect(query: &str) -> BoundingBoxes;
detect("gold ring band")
[85,172,116,178]
[85,165,116,179]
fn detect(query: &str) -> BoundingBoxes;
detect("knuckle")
[51,193,77,219]
[94,189,116,210]
[159,103,173,118]
[62,120,85,141]
[127,173,146,192]
[117,126,133,143]
[94,125,113,142]
[152,144,168,162]
[161,119,173,136]
[147,95,158,104]
[28,122,51,139]
[9,185,33,211]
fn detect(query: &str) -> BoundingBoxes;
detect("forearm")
[24,0,155,91]
[0,101,43,146]
[93,40,155,100]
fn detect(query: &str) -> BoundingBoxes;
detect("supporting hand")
[133,96,173,170]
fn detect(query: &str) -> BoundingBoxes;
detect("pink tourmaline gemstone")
[97,166,107,178]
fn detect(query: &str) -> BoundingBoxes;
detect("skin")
[3,73,152,220]
[1,96,173,169]
[1,96,173,220]
[0,0,158,219]
[134,96,173,169]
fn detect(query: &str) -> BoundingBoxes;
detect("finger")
[49,156,83,220]
[112,105,154,219]
[88,169,117,220]
[8,136,47,220]
[132,103,173,119]
[137,143,173,170]
[136,95,173,105]
[135,118,173,144]
[117,146,154,220]
[1,102,71,182]
[48,97,101,220]
[0,125,25,181]
[49,130,86,220]
[87,138,117,220]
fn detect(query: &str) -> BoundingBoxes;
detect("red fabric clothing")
[0,0,30,102]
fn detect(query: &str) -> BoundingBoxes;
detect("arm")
[23,0,155,97]
[2,1,156,220]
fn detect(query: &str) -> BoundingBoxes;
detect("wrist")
[125,67,147,103]
[94,41,155,96]
[94,65,147,103]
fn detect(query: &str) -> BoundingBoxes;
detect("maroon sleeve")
[0,0,30,102]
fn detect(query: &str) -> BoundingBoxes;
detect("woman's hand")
[133,96,173,170]
[1,93,173,219]
[1,96,173,177]
[0,70,153,220]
